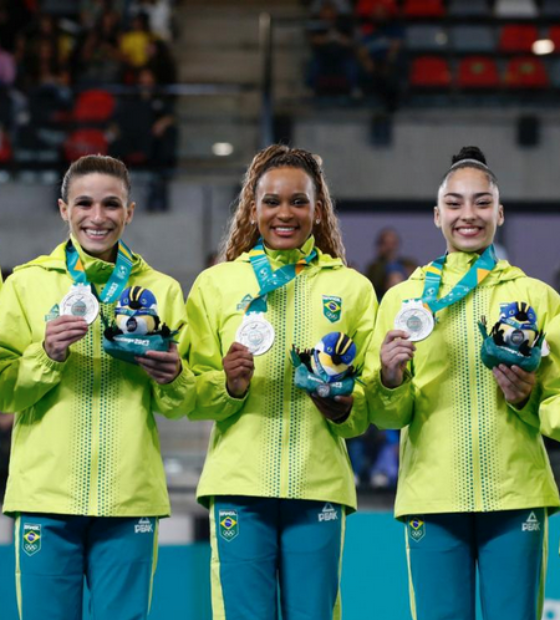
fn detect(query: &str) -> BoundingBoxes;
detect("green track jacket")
[186,241,377,512]
[366,251,560,518]
[0,240,193,518]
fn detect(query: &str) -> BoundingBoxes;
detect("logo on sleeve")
[322,296,342,323]
[22,524,42,556]
[408,517,426,542]
[45,304,60,322]
[219,510,239,542]
[237,294,254,311]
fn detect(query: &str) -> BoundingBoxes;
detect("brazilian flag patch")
[408,517,425,543]
[322,295,342,323]
[219,510,239,543]
[22,523,42,556]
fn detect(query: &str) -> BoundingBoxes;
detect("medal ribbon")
[421,245,498,314]
[65,239,134,304]
[246,239,317,313]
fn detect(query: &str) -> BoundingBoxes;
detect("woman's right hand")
[44,316,89,362]
[223,342,255,398]
[380,330,416,389]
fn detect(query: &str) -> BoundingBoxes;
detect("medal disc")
[236,314,275,356]
[394,301,434,342]
[60,284,99,325]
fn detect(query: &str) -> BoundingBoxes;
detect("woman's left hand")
[136,342,182,384]
[310,393,353,422]
[492,364,536,407]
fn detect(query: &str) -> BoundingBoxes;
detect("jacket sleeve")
[326,276,378,439]
[533,311,560,440]
[0,276,67,412]
[363,286,415,429]
[150,279,198,419]
[184,271,247,422]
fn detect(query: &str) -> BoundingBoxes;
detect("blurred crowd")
[0,0,178,210]
[306,0,404,111]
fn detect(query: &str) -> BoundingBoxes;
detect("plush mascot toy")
[104,286,176,364]
[478,301,545,372]
[291,332,357,398]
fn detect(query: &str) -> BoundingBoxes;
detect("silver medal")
[60,284,99,325]
[236,313,275,356]
[394,300,434,342]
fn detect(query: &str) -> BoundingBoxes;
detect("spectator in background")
[70,8,123,85]
[110,66,177,210]
[306,0,359,96]
[15,14,70,90]
[120,12,153,74]
[365,227,416,300]
[356,0,403,111]
[0,41,15,86]
[129,0,173,42]
[146,38,176,85]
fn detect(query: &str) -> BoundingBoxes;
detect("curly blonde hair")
[220,144,346,263]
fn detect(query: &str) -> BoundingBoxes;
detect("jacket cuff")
[374,370,413,404]
[506,385,541,430]
[35,342,68,373]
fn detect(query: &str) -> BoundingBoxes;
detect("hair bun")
[451,146,487,166]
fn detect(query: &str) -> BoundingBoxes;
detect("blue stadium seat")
[448,0,490,17]
[405,26,448,51]
[542,0,560,17]
[450,26,495,53]
[494,0,537,18]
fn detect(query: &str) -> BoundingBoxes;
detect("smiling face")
[58,173,135,262]
[435,167,504,254]
[251,166,321,251]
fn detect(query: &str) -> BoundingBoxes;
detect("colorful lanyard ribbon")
[422,245,498,314]
[246,239,317,314]
[65,239,134,304]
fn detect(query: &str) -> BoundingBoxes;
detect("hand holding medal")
[223,342,255,397]
[44,315,89,362]
[380,330,416,389]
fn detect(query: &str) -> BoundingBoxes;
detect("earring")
[250,220,255,225]
[315,219,320,224]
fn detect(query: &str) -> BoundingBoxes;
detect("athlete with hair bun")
[185,144,376,620]
[367,146,560,620]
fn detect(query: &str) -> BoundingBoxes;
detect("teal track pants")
[15,513,158,620]
[209,496,346,620]
[405,509,548,620]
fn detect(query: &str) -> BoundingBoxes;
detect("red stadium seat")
[0,129,12,163]
[409,56,451,87]
[63,129,109,161]
[457,57,500,88]
[547,25,560,53]
[403,0,445,18]
[356,0,398,18]
[504,57,549,88]
[72,89,116,123]
[498,24,539,52]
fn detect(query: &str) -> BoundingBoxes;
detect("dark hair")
[60,155,131,203]
[441,146,498,188]
[221,144,346,262]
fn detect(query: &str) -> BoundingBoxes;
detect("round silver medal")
[60,284,99,325]
[236,314,275,356]
[394,300,434,342]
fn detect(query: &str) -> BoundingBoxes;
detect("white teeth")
[85,229,109,237]
[275,227,295,232]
